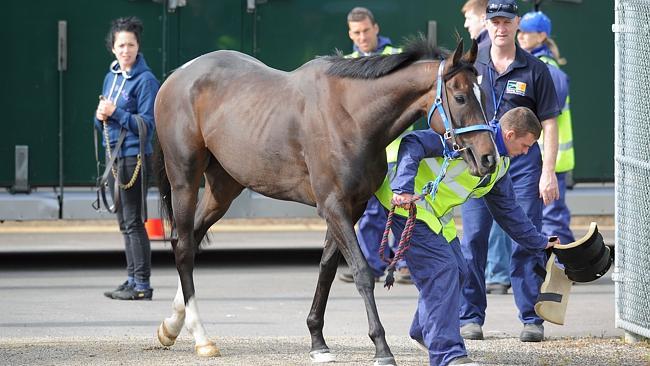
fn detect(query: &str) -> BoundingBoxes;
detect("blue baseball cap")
[485,0,519,20]
[519,11,552,35]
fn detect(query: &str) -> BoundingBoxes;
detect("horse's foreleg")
[158,277,186,346]
[307,230,339,363]
[326,208,395,366]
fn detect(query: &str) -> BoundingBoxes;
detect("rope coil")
[379,153,452,290]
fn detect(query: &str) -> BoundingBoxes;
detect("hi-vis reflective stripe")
[423,158,470,198]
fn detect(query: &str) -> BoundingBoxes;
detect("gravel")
[1,335,648,366]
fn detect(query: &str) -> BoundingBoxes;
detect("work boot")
[520,323,544,342]
[103,281,132,299]
[486,282,510,295]
[112,287,153,301]
[449,356,479,365]
[460,323,484,340]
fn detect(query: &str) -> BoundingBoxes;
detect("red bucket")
[145,218,165,240]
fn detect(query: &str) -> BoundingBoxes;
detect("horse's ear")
[462,39,478,64]
[451,39,464,67]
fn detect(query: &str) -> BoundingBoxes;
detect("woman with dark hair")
[95,16,159,300]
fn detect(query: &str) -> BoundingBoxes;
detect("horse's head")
[427,39,497,177]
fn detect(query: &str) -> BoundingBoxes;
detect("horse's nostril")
[481,154,496,169]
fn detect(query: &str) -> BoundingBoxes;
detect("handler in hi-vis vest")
[337,7,413,284]
[374,107,558,366]
[517,10,576,245]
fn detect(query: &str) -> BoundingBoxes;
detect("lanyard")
[488,67,507,121]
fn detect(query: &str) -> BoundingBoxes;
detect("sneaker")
[460,323,484,340]
[103,281,132,298]
[486,283,510,295]
[520,323,544,342]
[112,287,153,301]
[337,268,382,283]
[395,267,413,285]
[449,356,479,365]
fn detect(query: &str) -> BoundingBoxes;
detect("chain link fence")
[613,0,650,340]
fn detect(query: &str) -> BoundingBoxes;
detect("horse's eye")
[454,95,466,104]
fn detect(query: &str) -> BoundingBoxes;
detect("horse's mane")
[325,35,451,79]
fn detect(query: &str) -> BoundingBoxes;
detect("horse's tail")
[153,137,174,235]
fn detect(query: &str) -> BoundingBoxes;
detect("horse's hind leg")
[158,141,222,357]
[158,156,243,356]
[307,230,340,362]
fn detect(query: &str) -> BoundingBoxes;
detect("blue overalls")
[382,129,547,365]
[460,45,560,326]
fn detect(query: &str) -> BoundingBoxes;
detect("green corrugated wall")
[1,0,613,186]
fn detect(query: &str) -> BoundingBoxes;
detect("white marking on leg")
[164,278,186,337]
[185,296,211,346]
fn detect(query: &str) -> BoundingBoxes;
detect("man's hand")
[539,169,559,205]
[545,235,560,249]
[391,193,417,209]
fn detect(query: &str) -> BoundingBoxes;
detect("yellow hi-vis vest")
[538,55,575,173]
[375,142,510,242]
[346,46,409,163]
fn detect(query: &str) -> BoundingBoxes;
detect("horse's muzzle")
[480,153,497,174]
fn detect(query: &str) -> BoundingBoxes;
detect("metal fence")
[613,0,650,340]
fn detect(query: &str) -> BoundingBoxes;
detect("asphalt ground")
[0,219,648,365]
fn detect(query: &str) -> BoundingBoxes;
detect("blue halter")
[420,60,494,198]
[426,60,494,158]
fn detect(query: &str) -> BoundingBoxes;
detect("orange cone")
[145,218,165,240]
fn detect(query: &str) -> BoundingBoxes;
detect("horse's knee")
[352,271,376,289]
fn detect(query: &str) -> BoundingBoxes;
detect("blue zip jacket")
[94,53,159,157]
[391,129,547,251]
[531,44,569,110]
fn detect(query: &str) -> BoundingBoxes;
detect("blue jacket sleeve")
[546,65,569,111]
[110,76,159,136]
[534,64,561,122]
[483,174,548,251]
[390,129,445,194]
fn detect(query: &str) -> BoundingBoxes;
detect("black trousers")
[108,155,152,286]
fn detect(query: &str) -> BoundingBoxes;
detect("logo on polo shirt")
[506,80,527,96]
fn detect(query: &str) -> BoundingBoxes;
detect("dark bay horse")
[154,37,497,365]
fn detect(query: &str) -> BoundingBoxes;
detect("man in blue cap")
[459,0,561,343]
[517,11,576,247]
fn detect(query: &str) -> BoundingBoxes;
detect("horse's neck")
[359,61,438,150]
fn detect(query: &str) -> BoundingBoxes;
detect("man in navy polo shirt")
[459,0,560,343]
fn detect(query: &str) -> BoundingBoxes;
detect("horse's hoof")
[157,322,177,347]
[309,349,336,363]
[374,356,397,366]
[195,341,221,357]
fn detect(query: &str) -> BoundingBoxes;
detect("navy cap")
[519,11,552,35]
[486,0,519,20]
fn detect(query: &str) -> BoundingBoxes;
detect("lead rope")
[380,145,452,289]
[99,95,142,190]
